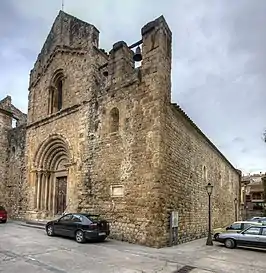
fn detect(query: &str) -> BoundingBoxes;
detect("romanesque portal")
[33,135,70,216]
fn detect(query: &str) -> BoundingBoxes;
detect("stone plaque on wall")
[110,185,124,197]
[171,211,179,228]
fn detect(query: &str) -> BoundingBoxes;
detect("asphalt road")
[1,222,266,273]
[0,222,183,273]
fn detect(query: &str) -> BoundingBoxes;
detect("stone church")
[0,11,241,248]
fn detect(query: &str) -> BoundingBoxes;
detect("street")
[0,222,266,273]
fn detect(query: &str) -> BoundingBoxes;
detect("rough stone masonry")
[0,96,27,219]
[0,11,241,248]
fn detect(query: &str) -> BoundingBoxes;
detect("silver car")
[216,225,266,249]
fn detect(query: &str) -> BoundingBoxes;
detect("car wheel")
[214,233,220,240]
[2,219,7,223]
[75,230,85,243]
[224,238,236,249]
[98,236,107,242]
[46,225,54,236]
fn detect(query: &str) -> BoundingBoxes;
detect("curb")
[25,220,47,227]
[20,223,46,230]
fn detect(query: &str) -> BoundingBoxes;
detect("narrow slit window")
[110,107,119,133]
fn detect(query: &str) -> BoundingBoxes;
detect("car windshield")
[0,206,5,211]
[243,226,261,235]
[229,223,241,230]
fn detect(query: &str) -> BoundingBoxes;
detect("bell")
[103,70,108,77]
[133,46,142,62]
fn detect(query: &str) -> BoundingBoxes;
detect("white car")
[216,225,266,249]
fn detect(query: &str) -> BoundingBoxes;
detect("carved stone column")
[48,173,56,216]
[48,173,53,215]
[41,172,46,211]
[33,171,38,210]
[36,172,42,211]
[44,171,50,211]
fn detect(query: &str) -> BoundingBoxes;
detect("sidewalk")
[11,220,266,272]
[85,235,266,272]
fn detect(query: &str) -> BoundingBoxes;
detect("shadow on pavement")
[215,243,266,253]
[48,234,111,245]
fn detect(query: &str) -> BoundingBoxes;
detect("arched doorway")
[33,135,71,217]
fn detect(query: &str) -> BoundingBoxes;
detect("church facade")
[0,11,241,248]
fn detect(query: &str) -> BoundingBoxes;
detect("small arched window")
[203,166,207,182]
[110,107,119,133]
[49,69,64,114]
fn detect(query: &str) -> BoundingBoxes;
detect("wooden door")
[56,176,67,215]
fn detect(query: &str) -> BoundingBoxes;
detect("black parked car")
[45,213,110,243]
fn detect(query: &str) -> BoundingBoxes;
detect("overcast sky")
[1,0,266,174]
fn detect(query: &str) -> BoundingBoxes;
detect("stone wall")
[160,104,241,245]
[25,111,85,217]
[28,11,100,124]
[6,125,27,219]
[0,96,27,218]
[25,12,102,219]
[29,11,99,88]
[0,109,11,206]
[80,69,163,246]
[10,104,27,126]
[26,52,94,217]
[75,16,173,247]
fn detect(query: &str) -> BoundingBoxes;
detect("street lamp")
[205,182,213,246]
[234,198,238,221]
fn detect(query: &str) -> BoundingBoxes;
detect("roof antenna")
[61,0,64,11]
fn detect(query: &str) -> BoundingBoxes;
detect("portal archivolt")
[33,135,71,216]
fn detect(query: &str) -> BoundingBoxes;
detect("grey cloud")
[233,137,244,143]
[1,0,266,174]
[241,148,249,154]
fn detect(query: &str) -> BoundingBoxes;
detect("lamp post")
[234,198,238,221]
[243,184,247,220]
[205,182,213,246]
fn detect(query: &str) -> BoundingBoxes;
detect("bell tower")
[141,15,172,102]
